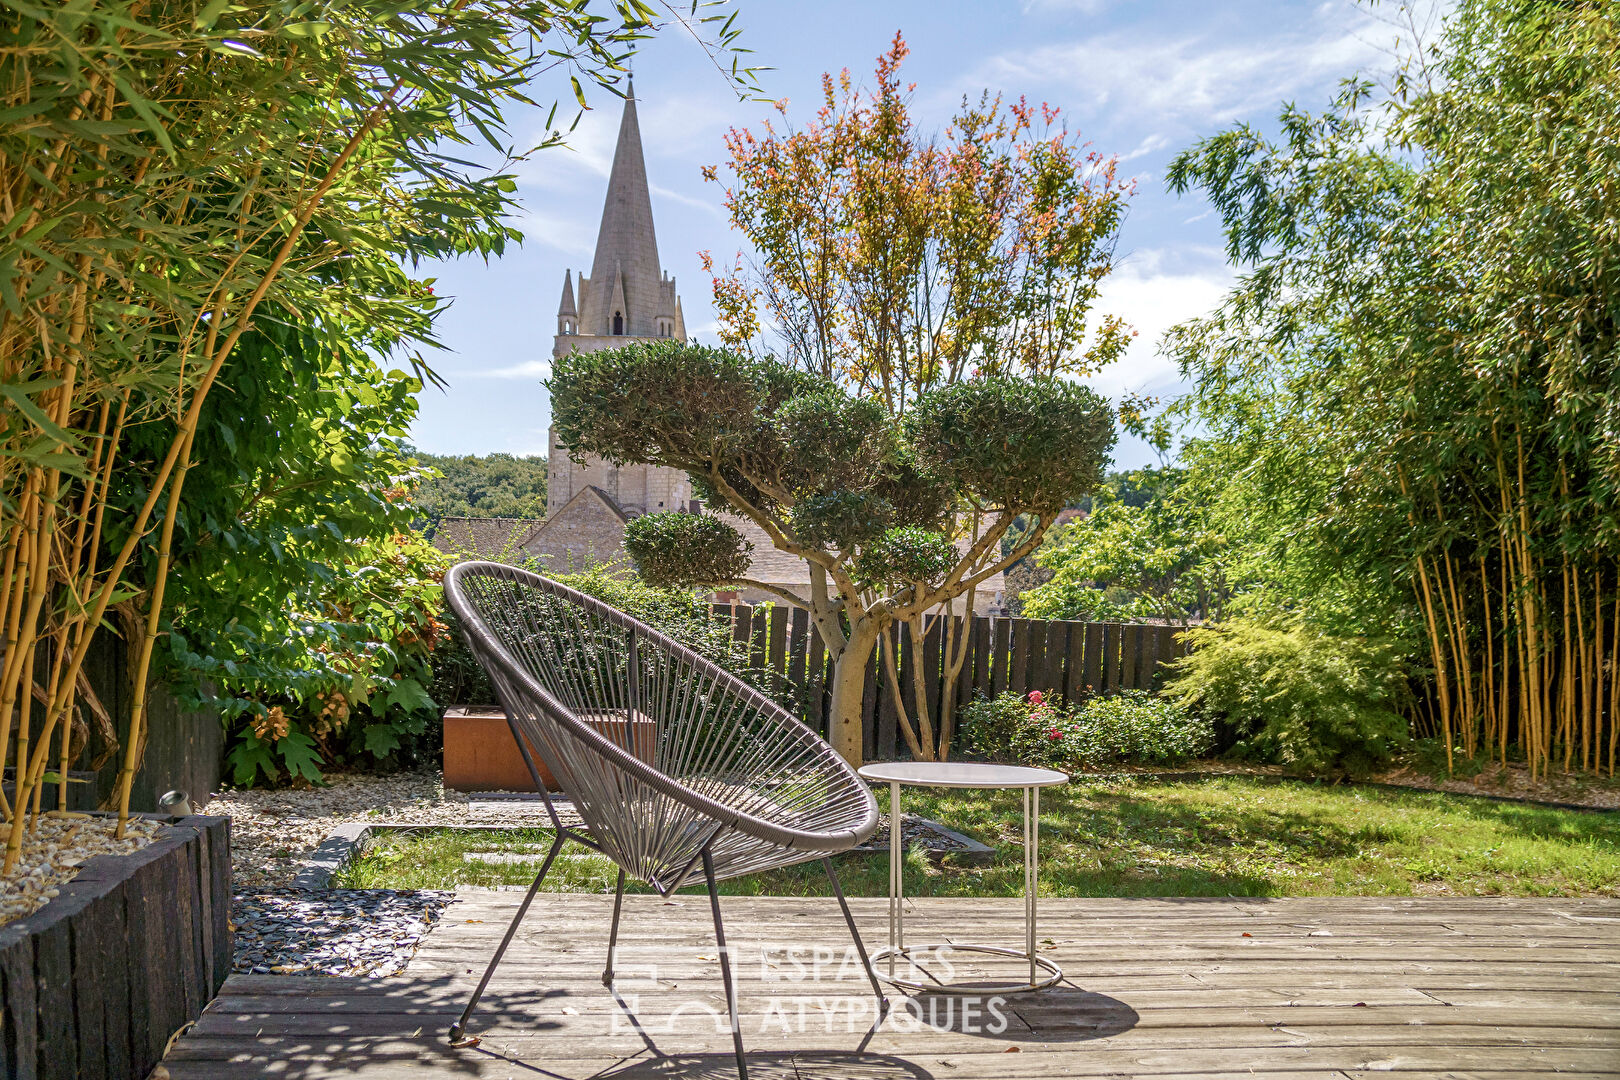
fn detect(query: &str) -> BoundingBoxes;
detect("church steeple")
[578,82,663,338]
[548,79,691,521]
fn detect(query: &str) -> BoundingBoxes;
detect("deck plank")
[161,893,1620,1079]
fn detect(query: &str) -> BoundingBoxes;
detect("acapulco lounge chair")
[443,561,885,1076]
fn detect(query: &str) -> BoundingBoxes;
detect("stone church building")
[431,86,1005,613]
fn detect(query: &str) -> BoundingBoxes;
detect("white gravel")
[0,814,167,926]
[204,771,557,888]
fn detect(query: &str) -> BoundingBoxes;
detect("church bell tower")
[547,81,689,519]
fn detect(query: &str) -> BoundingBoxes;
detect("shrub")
[1162,617,1409,776]
[961,689,1213,770]
[1066,691,1214,766]
[191,531,449,787]
[622,511,753,590]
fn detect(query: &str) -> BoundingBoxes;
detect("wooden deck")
[161,891,1620,1079]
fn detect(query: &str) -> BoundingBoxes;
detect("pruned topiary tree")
[550,38,1128,764]
[550,341,1115,764]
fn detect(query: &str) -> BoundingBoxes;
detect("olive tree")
[550,341,1114,764]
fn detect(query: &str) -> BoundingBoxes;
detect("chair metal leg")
[701,847,748,1080]
[603,868,627,986]
[822,857,888,1022]
[449,831,566,1047]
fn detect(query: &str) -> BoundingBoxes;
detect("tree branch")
[704,462,835,570]
[725,578,811,608]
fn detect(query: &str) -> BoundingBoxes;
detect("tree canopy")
[1160,0,1620,776]
[1021,468,1230,626]
[701,33,1133,411]
[411,451,549,520]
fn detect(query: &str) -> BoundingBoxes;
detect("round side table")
[857,761,1068,995]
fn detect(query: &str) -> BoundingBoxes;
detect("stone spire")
[558,268,576,315]
[578,82,663,338]
[556,269,577,335]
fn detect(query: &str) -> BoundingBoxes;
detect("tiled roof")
[429,516,544,558]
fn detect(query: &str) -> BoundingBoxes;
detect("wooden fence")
[712,605,1190,761]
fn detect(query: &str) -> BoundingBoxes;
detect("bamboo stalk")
[1478,554,1498,761]
[1609,588,1618,778]
[1575,566,1592,773]
[1439,549,1475,758]
[111,428,194,838]
[1561,558,1574,772]
[1414,555,1454,771]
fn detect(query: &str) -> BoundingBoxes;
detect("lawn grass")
[331,775,1620,898]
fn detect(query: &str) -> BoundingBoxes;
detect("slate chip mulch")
[231,887,458,977]
[858,814,971,852]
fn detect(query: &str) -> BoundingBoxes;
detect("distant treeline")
[410,449,548,519]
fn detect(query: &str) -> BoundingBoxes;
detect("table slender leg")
[1025,786,1038,987]
[889,780,902,977]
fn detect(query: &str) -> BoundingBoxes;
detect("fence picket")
[862,639,880,760]
[766,607,788,698]
[970,616,991,705]
[1060,621,1084,702]
[787,607,809,702]
[1043,621,1067,697]
[923,616,943,738]
[806,622,827,735]
[991,618,1012,697]
[1009,619,1032,697]
[1082,622,1103,698]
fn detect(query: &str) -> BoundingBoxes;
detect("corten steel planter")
[0,814,230,1080]
[441,706,655,792]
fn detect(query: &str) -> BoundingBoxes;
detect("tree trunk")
[826,620,881,766]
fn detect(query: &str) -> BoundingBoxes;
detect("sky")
[408,0,1400,470]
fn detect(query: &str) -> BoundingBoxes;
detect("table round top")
[857,761,1069,789]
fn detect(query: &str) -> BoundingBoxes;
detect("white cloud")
[975,11,1386,126]
[639,94,737,161]
[1021,0,1111,13]
[513,110,617,191]
[511,209,595,258]
[1082,250,1232,399]
[1118,132,1170,163]
[651,183,725,218]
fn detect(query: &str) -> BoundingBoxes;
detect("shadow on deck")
[161,893,1620,1079]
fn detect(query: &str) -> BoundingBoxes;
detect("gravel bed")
[0,814,167,927]
[206,771,560,888]
[232,888,457,977]
[859,814,971,853]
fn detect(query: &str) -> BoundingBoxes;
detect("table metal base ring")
[869,942,1063,995]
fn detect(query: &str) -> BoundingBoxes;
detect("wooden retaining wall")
[713,606,1191,761]
[0,814,231,1080]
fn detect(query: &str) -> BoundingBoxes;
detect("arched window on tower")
[613,311,624,335]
